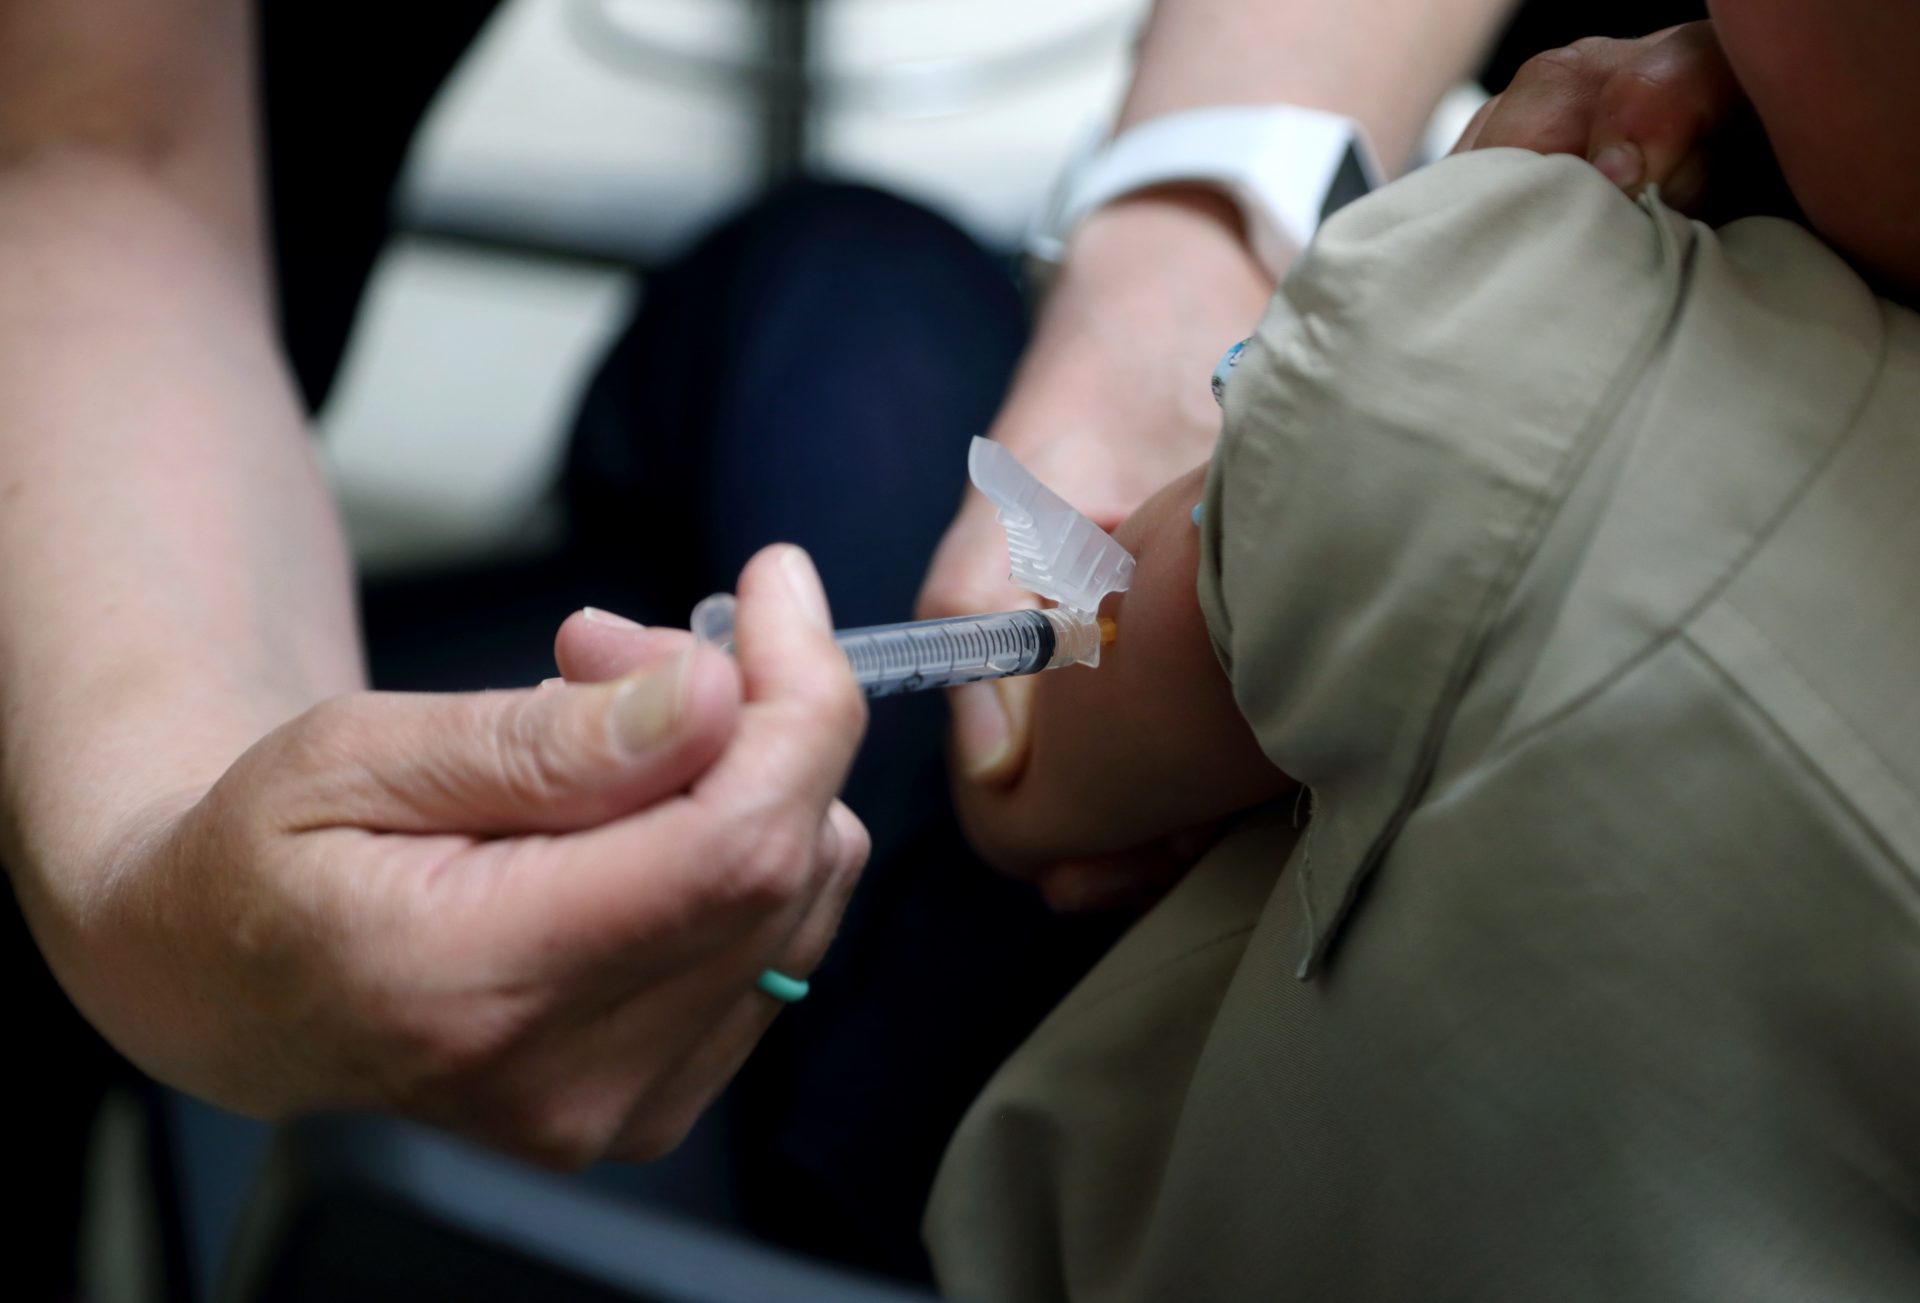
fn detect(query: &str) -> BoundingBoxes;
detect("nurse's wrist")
[1062,185,1278,311]
[1016,186,1274,468]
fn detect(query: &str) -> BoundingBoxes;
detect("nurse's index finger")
[725,544,867,801]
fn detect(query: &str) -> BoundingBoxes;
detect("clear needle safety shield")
[691,437,1136,698]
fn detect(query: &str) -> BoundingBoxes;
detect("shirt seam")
[1304,200,1697,976]
[1679,624,1920,891]
[1475,298,1893,773]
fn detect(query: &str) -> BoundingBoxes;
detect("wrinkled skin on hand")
[62,546,868,1170]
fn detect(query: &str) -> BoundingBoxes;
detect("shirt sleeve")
[1196,149,1691,976]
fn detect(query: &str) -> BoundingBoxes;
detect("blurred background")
[8,1,1694,1299]
[305,0,1152,577]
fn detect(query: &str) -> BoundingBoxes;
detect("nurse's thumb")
[290,647,742,837]
[949,675,1034,788]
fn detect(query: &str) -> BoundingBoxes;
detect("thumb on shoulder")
[1587,22,1743,213]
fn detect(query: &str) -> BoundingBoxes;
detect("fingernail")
[582,606,644,630]
[779,546,832,631]
[954,678,1038,783]
[951,682,1011,778]
[537,676,566,692]
[1589,141,1643,191]
[609,649,691,754]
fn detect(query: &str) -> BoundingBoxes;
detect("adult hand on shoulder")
[915,189,1271,910]
[55,545,866,1169]
[1452,21,1786,220]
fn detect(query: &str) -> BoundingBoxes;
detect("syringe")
[690,596,1116,699]
[689,436,1136,700]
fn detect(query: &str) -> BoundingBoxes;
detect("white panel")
[401,0,1147,256]
[320,237,637,572]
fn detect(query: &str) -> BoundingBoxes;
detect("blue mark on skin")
[1191,502,1204,525]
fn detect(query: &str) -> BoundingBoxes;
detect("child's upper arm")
[954,465,1292,874]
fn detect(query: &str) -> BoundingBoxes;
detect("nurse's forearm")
[0,3,362,899]
[1124,0,1513,171]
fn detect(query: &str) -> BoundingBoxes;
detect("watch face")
[1320,143,1376,224]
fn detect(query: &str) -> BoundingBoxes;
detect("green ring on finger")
[756,968,810,1004]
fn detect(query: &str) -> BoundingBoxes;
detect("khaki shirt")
[927,150,1920,1301]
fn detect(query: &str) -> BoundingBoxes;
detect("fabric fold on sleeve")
[1196,150,1691,976]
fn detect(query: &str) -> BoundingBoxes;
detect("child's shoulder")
[1293,148,1670,300]
[1263,148,1885,424]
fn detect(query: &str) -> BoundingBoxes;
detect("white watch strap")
[1029,104,1382,281]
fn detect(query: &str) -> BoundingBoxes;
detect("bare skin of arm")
[954,466,1293,880]
[0,0,362,937]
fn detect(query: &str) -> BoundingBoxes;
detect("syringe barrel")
[836,608,1060,698]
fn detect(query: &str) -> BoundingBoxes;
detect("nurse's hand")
[60,545,866,1169]
[1452,22,1782,220]
[915,189,1272,912]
